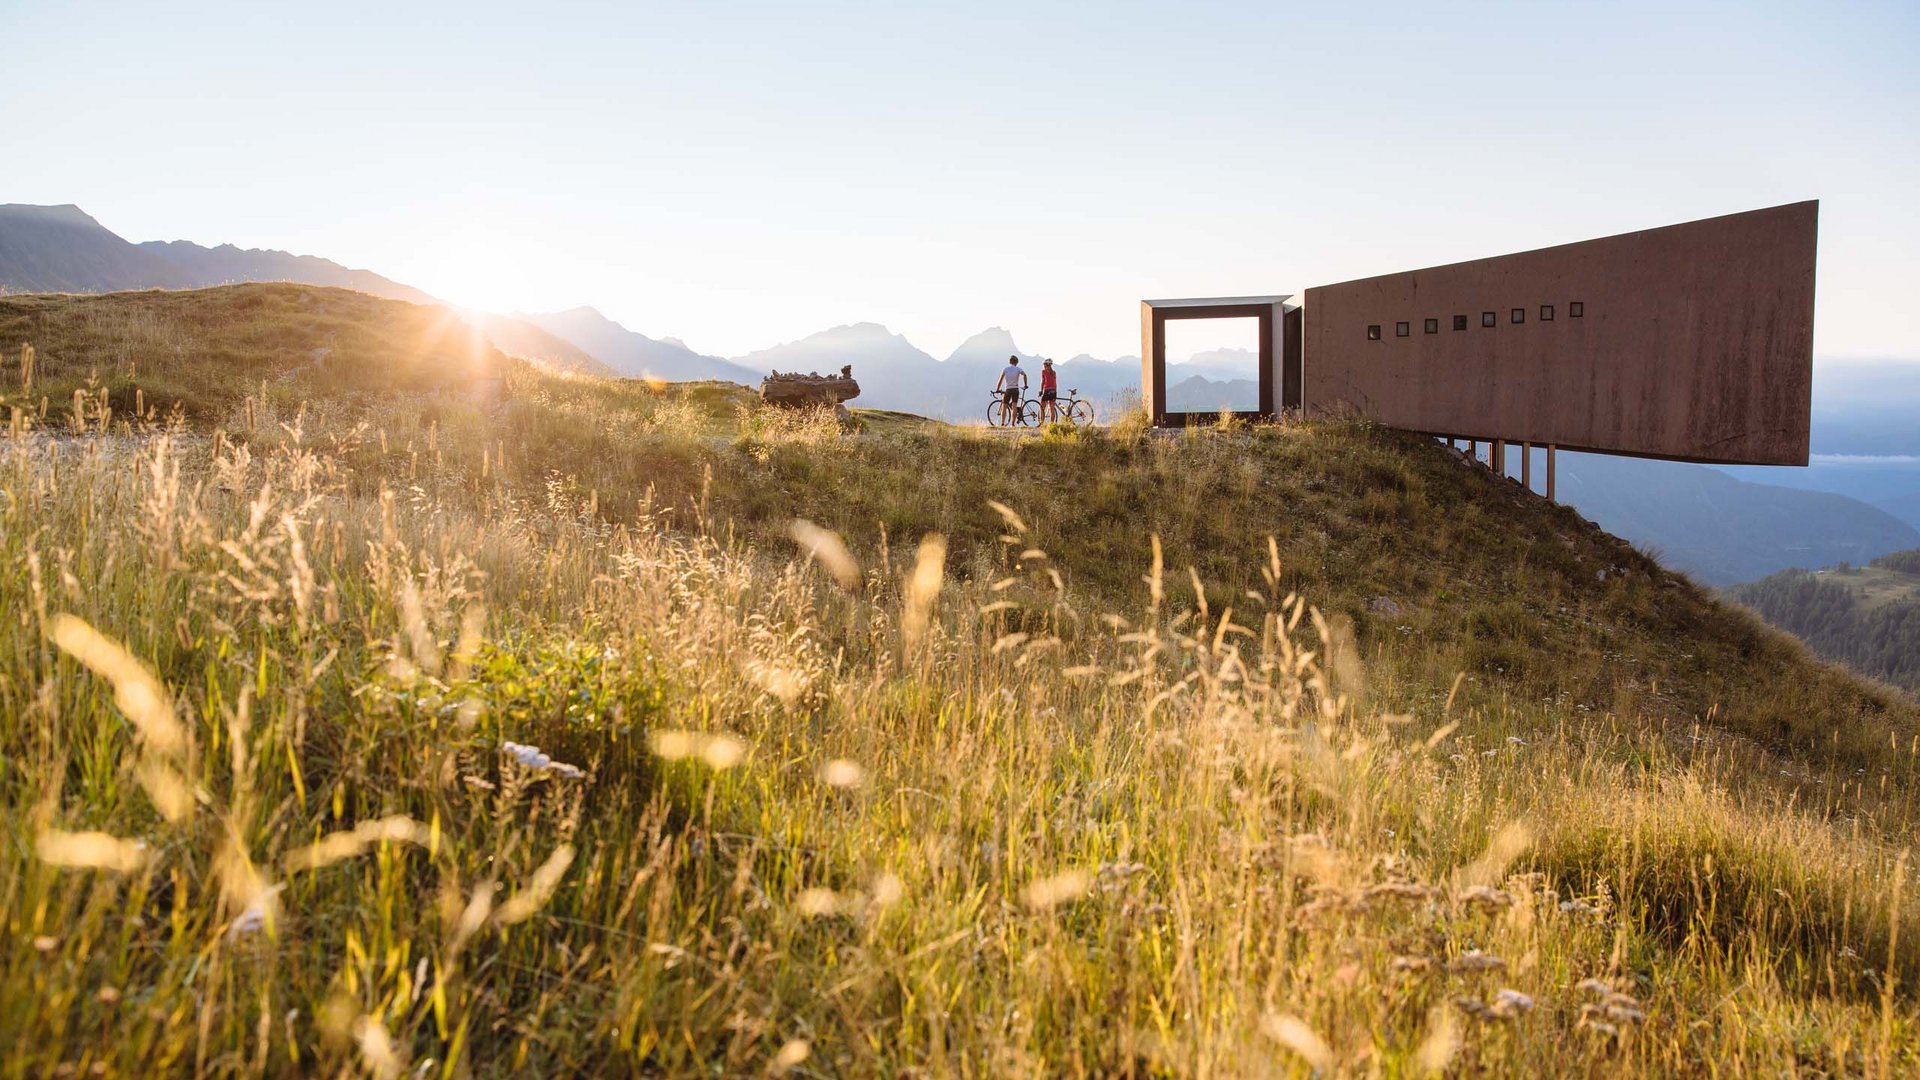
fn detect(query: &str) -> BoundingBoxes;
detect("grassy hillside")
[0,283,510,425]
[4,285,1920,1076]
[1730,550,1920,692]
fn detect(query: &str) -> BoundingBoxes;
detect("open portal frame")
[1140,296,1295,427]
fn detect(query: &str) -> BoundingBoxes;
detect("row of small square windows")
[1367,302,1585,340]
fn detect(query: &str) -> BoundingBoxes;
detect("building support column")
[1521,442,1532,491]
[1546,445,1557,501]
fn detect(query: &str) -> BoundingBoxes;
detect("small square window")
[1540,304,1554,321]
[1395,321,1410,337]
[1569,301,1584,318]
[1482,311,1497,328]
[1424,318,1439,334]
[1511,308,1525,324]
[1453,314,1468,331]
[1367,324,1381,340]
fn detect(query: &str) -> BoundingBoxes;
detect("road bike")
[1022,389,1095,427]
[985,389,1030,428]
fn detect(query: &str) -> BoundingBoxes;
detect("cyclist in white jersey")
[995,356,1027,413]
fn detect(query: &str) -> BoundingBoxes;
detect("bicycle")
[985,389,1031,428]
[1022,388,1095,428]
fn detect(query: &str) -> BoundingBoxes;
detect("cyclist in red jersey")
[1038,358,1059,422]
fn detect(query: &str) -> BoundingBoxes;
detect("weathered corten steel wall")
[1301,201,1817,465]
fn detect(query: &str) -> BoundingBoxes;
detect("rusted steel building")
[1142,201,1818,481]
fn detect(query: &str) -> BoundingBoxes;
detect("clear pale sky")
[5,0,1916,363]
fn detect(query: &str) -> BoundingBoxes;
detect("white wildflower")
[502,740,584,778]
[1490,988,1535,1018]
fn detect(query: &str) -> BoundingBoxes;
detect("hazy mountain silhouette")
[462,314,611,376]
[1708,361,1920,532]
[1546,450,1920,586]
[524,307,756,383]
[136,239,435,304]
[1167,374,1259,412]
[735,323,943,411]
[0,204,191,293]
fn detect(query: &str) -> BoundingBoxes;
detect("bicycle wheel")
[986,399,1008,427]
[1021,399,1044,426]
[1069,399,1094,425]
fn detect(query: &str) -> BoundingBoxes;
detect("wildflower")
[1447,950,1506,974]
[1606,1001,1648,1024]
[1489,988,1535,1018]
[502,740,584,778]
[1451,994,1488,1018]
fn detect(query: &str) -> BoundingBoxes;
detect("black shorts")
[1002,388,1021,406]
[1041,389,1058,402]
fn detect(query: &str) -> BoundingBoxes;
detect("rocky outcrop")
[761,365,860,409]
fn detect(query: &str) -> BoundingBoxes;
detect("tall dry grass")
[0,301,1918,1073]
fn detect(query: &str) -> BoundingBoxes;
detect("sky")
[4,0,1917,363]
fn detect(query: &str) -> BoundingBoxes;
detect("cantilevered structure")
[1142,201,1818,484]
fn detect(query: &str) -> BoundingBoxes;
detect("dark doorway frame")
[1140,295,1296,427]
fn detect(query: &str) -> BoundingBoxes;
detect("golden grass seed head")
[35,830,148,873]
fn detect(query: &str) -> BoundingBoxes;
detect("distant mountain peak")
[0,203,104,228]
[796,322,911,345]
[947,326,1031,364]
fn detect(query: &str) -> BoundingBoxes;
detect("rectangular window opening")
[1163,316,1261,413]
[1569,301,1584,318]
[1367,324,1381,341]
[1395,321,1410,337]
[1511,308,1525,324]
[1481,311,1497,327]
[1540,304,1554,321]
[1453,314,1468,331]
[1423,318,1439,334]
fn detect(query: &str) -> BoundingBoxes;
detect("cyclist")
[1038,358,1059,422]
[995,355,1027,417]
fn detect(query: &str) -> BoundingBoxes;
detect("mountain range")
[4,201,1918,587]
